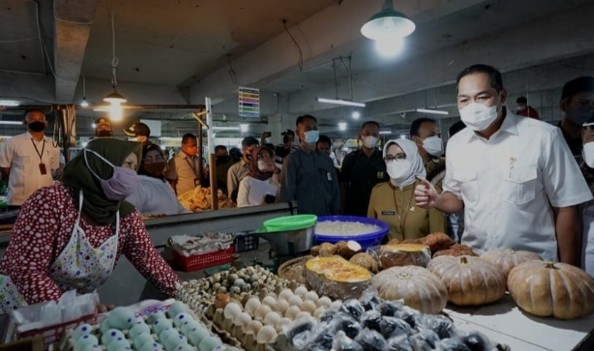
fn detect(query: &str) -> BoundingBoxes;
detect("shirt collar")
[26,131,45,142]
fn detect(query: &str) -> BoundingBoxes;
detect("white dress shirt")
[126,175,190,216]
[443,113,592,261]
[236,176,279,207]
[582,182,594,276]
[0,132,60,206]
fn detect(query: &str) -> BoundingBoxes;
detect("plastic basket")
[13,310,97,348]
[315,215,390,249]
[233,233,259,253]
[172,246,234,272]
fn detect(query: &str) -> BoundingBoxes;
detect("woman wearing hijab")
[367,139,446,240]
[0,139,180,313]
[236,146,280,207]
[126,144,189,216]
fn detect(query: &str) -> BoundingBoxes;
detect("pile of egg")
[177,266,294,313]
[69,302,235,351]
[213,286,342,346]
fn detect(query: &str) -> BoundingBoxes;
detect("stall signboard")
[238,87,260,118]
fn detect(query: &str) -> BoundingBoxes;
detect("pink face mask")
[84,149,138,200]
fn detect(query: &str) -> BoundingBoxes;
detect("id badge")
[39,163,47,175]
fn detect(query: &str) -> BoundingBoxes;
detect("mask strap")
[84,148,115,180]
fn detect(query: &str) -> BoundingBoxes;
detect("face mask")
[28,121,45,132]
[386,159,413,185]
[423,136,443,157]
[143,162,166,178]
[84,149,138,200]
[304,130,319,145]
[583,142,594,168]
[362,136,378,149]
[96,130,112,137]
[258,160,272,172]
[459,102,499,132]
[566,106,593,127]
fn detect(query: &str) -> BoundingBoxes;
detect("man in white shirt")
[227,136,259,202]
[415,64,592,265]
[166,133,201,196]
[0,110,60,208]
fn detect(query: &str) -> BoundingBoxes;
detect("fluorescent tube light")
[317,97,366,108]
[338,122,348,131]
[0,121,23,125]
[213,126,241,131]
[416,108,449,115]
[379,130,392,135]
[0,100,20,107]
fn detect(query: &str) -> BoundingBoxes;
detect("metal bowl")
[255,225,315,256]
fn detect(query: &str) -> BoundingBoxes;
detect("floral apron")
[0,191,119,313]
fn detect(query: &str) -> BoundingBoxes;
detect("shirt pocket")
[453,168,478,203]
[503,166,537,206]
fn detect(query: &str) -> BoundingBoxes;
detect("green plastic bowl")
[262,214,317,232]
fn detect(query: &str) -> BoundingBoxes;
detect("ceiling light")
[361,0,416,41]
[352,111,361,119]
[379,130,392,135]
[0,100,20,107]
[317,97,366,108]
[416,108,449,115]
[338,122,348,131]
[240,124,249,133]
[80,74,89,108]
[375,37,405,58]
[91,123,96,128]
[103,0,126,121]
[80,99,89,108]
[213,126,241,131]
[0,121,22,125]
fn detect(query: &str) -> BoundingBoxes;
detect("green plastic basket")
[262,214,317,232]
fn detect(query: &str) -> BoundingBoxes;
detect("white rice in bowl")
[315,220,381,236]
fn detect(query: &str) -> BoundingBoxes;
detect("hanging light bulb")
[109,101,123,122]
[375,37,405,57]
[361,0,416,41]
[80,74,89,107]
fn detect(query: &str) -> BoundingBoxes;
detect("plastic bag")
[333,331,364,351]
[360,310,382,331]
[284,318,317,350]
[368,243,431,269]
[386,334,414,351]
[327,312,362,339]
[408,329,440,351]
[340,299,366,319]
[359,288,382,311]
[460,331,498,351]
[379,316,413,339]
[377,300,405,317]
[394,306,418,329]
[414,314,457,339]
[435,338,471,351]
[354,328,388,351]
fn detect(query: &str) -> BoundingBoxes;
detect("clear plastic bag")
[332,331,364,351]
[359,310,382,331]
[408,329,440,351]
[340,299,366,319]
[379,316,413,339]
[386,334,414,351]
[354,328,388,351]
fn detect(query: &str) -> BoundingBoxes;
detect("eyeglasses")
[384,153,406,162]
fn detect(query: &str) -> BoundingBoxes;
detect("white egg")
[274,299,290,314]
[329,300,342,311]
[244,298,261,315]
[234,312,252,327]
[317,296,332,308]
[254,305,272,321]
[294,286,308,297]
[261,295,277,308]
[313,307,326,319]
[295,311,312,320]
[278,289,293,301]
[223,303,242,320]
[284,305,301,320]
[299,300,317,314]
[274,318,292,333]
[256,325,277,344]
[304,291,319,302]
[245,320,263,334]
[288,295,303,307]
[263,312,281,326]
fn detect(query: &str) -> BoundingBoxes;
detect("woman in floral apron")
[0,138,180,313]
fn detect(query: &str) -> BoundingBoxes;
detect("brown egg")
[214,294,232,310]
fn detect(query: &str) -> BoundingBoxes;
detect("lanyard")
[392,184,415,237]
[31,138,46,162]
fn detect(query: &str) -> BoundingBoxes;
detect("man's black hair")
[296,114,317,127]
[516,96,527,104]
[241,136,259,148]
[561,76,594,100]
[317,135,332,146]
[361,121,380,132]
[181,133,196,144]
[214,145,227,153]
[409,117,437,138]
[456,64,504,93]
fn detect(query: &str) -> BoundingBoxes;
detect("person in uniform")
[166,133,201,196]
[368,138,446,240]
[341,121,388,216]
[409,117,446,191]
[227,136,259,202]
[415,64,591,264]
[0,138,180,313]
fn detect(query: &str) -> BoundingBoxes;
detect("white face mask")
[386,159,413,185]
[583,142,594,168]
[362,136,378,149]
[459,101,499,132]
[422,136,443,157]
[304,131,319,145]
[257,160,272,172]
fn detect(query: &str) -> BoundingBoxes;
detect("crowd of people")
[0,63,593,313]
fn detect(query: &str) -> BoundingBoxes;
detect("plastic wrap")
[377,300,405,317]
[285,318,317,350]
[414,314,457,339]
[326,312,362,339]
[379,316,413,339]
[435,338,471,351]
[408,329,440,351]
[359,289,382,311]
[459,331,498,351]
[386,334,413,351]
[368,243,432,269]
[333,331,364,351]
[339,299,365,319]
[354,328,388,351]
[359,310,382,331]
[304,256,372,300]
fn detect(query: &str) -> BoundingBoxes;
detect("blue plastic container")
[314,215,390,249]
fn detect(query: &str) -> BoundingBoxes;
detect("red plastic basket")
[13,310,97,348]
[172,246,234,272]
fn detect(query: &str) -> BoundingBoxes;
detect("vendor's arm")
[121,212,180,296]
[554,206,580,266]
[1,188,63,303]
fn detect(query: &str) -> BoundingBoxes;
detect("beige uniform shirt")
[166,151,200,196]
[368,180,447,241]
[0,132,60,206]
[227,160,250,200]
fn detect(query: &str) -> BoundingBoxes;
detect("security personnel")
[410,117,446,191]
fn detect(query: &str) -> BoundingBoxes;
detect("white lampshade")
[361,0,415,40]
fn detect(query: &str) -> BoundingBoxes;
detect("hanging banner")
[238,87,260,118]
